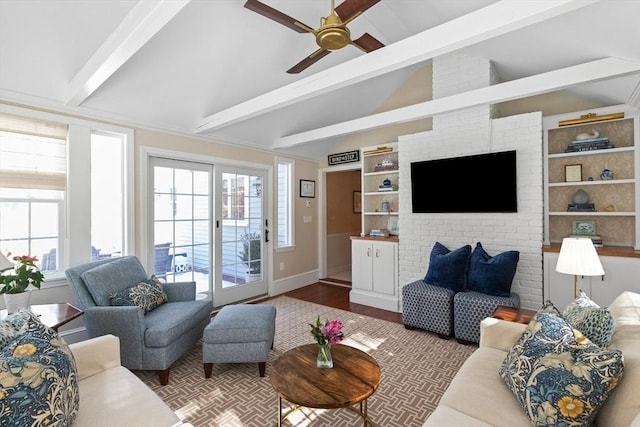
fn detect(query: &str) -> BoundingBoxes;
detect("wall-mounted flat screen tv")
[410,150,517,213]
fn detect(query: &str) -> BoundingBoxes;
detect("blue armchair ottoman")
[203,304,276,377]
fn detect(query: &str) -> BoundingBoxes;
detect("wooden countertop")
[351,235,399,243]
[543,244,640,258]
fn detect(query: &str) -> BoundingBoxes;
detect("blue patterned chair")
[65,256,212,385]
[402,280,455,338]
[453,291,519,343]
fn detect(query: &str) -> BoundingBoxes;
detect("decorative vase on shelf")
[316,342,333,369]
[3,290,31,314]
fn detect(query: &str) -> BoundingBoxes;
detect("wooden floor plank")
[258,282,403,324]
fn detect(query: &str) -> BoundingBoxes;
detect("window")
[0,106,133,282]
[276,157,294,248]
[0,114,67,273]
[91,132,126,259]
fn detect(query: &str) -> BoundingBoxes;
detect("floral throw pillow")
[499,309,623,426]
[109,279,167,313]
[0,311,79,426]
[563,290,615,348]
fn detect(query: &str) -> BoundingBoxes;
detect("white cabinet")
[543,251,640,311]
[350,238,398,312]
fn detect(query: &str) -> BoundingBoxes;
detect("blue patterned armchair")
[65,256,212,385]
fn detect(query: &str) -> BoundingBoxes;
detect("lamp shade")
[0,252,14,272]
[555,237,605,276]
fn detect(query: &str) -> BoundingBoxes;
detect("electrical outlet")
[279,262,285,271]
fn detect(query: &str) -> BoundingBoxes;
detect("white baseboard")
[350,289,400,312]
[59,326,88,344]
[270,270,320,296]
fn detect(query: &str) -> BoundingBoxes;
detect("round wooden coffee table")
[270,343,381,426]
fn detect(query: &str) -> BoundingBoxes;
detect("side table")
[490,305,536,325]
[1,303,83,332]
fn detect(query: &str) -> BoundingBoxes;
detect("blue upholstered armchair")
[65,256,212,385]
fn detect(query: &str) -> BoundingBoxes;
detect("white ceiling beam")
[272,57,640,148]
[65,0,191,107]
[195,0,597,134]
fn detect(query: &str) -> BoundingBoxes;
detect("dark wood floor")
[261,282,403,324]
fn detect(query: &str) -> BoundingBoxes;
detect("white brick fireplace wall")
[398,52,544,310]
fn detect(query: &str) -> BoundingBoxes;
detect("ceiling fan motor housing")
[316,26,350,50]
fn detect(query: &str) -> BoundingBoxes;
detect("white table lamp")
[555,237,605,298]
[0,253,14,272]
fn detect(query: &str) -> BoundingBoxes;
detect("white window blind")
[0,114,67,191]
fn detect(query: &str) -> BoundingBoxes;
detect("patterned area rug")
[135,296,477,426]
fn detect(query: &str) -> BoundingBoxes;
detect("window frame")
[0,104,134,285]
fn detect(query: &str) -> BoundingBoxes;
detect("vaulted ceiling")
[1,0,639,160]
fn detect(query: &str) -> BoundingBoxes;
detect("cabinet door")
[543,252,584,311]
[351,240,373,291]
[372,242,397,296]
[545,252,640,310]
[590,256,640,307]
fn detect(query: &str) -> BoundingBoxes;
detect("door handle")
[265,229,269,243]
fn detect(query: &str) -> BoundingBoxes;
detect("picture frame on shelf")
[388,216,399,235]
[572,220,597,236]
[565,164,582,182]
[300,179,315,198]
[353,191,361,213]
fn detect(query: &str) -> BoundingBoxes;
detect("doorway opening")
[321,168,361,287]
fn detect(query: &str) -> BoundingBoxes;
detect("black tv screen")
[410,150,517,213]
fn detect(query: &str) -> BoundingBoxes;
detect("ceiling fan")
[244,0,384,74]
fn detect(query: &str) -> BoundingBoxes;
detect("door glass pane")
[152,160,210,296]
[220,172,263,288]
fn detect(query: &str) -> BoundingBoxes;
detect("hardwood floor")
[262,282,403,324]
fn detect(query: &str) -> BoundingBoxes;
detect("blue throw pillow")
[109,279,167,313]
[499,309,623,426]
[424,242,471,292]
[467,242,519,297]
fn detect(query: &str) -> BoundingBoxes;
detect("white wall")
[398,52,544,310]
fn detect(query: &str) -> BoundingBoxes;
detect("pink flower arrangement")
[309,316,345,346]
[0,254,44,294]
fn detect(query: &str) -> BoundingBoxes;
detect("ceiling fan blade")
[335,0,381,23]
[244,0,313,33]
[287,49,331,74]
[351,33,384,53]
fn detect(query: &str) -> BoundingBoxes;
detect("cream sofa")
[424,291,640,426]
[69,334,191,427]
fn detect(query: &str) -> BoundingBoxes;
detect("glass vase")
[316,342,333,368]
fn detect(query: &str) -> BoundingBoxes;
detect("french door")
[214,165,268,306]
[150,157,212,296]
[149,157,268,307]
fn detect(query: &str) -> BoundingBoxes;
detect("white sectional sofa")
[423,291,640,426]
[70,334,191,427]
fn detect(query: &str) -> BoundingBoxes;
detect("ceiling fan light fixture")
[316,26,350,50]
